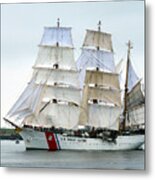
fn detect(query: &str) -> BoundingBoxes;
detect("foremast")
[5,19,81,129]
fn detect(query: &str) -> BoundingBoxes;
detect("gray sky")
[1,0,144,127]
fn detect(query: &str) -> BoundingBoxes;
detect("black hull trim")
[26,147,57,151]
[26,147,48,151]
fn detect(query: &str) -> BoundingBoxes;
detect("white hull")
[20,128,144,151]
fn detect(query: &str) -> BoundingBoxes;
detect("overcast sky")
[1,0,144,127]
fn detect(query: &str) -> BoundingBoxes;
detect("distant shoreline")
[0,128,23,140]
[0,136,23,140]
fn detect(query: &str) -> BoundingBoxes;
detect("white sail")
[34,46,76,70]
[128,59,139,91]
[7,110,33,127]
[87,87,121,106]
[78,34,121,127]
[85,70,120,89]
[88,104,120,130]
[76,48,115,88]
[77,48,115,71]
[43,86,81,105]
[79,78,121,126]
[38,103,80,129]
[4,23,82,129]
[6,78,43,127]
[116,59,139,92]
[40,27,73,47]
[127,81,145,109]
[128,104,144,126]
[7,78,38,117]
[83,30,113,51]
[115,59,126,89]
[115,59,124,74]
[34,68,79,87]
[23,115,39,126]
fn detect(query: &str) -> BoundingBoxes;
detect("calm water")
[1,140,144,170]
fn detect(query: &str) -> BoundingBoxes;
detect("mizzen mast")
[122,40,133,130]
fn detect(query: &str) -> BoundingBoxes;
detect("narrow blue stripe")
[55,133,61,150]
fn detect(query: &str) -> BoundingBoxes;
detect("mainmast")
[122,40,133,130]
[76,21,115,88]
[78,22,121,130]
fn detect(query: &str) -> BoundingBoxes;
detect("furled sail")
[83,30,113,51]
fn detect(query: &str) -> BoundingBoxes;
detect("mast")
[5,19,81,129]
[76,21,115,88]
[78,22,121,130]
[57,18,60,28]
[97,20,101,50]
[122,40,133,130]
[34,19,81,128]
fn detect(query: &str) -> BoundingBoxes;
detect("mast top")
[126,40,133,52]
[98,20,101,32]
[57,18,60,28]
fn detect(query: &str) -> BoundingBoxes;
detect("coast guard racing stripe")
[45,132,59,151]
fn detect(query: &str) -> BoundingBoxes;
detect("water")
[1,140,144,170]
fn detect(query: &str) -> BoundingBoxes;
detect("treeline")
[0,128,23,140]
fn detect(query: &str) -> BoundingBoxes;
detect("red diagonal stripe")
[45,132,58,151]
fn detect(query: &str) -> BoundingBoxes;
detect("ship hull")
[20,128,144,151]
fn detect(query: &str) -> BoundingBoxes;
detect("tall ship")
[4,20,145,150]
